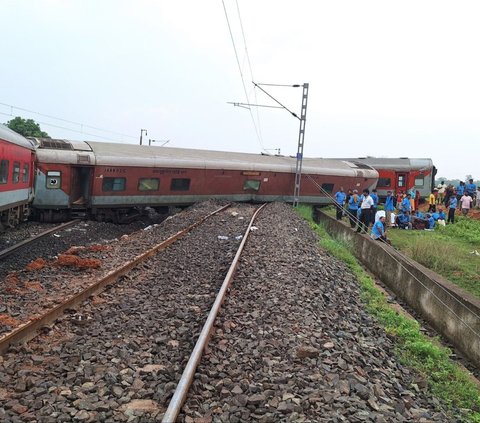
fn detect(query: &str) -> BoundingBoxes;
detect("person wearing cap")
[384,191,395,228]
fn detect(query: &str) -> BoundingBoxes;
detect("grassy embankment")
[296,205,480,422]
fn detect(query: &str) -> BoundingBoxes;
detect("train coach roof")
[85,142,378,178]
[333,157,433,171]
[0,124,36,150]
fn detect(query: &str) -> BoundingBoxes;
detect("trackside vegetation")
[296,205,480,422]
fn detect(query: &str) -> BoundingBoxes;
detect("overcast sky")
[1,1,479,179]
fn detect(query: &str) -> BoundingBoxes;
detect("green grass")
[295,205,480,422]
[388,223,480,299]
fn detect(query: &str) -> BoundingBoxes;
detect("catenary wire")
[305,174,480,340]
[0,111,129,142]
[222,0,265,152]
[0,101,137,140]
[235,0,264,148]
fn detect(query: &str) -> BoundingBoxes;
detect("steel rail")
[0,220,81,261]
[162,203,267,423]
[0,205,230,354]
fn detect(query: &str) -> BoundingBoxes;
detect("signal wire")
[0,110,129,142]
[304,173,480,341]
[222,0,265,152]
[0,101,137,140]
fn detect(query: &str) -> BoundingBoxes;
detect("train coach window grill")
[22,164,29,183]
[138,178,160,191]
[398,175,406,187]
[0,160,8,184]
[377,177,392,187]
[243,180,261,191]
[414,176,424,187]
[12,162,20,184]
[102,177,126,192]
[321,183,334,193]
[46,171,61,189]
[170,178,190,191]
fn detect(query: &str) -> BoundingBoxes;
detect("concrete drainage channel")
[314,208,480,369]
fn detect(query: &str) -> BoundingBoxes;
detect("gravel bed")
[0,221,58,251]
[182,202,454,423]
[0,203,256,422]
[0,201,226,334]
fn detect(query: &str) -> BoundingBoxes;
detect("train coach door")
[396,173,407,193]
[70,166,93,207]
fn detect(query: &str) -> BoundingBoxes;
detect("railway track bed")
[0,202,455,422]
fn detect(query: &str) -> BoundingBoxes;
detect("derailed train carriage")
[31,139,379,222]
[0,125,35,229]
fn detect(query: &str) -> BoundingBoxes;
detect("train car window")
[170,178,190,191]
[46,171,61,189]
[414,176,424,187]
[321,183,334,193]
[243,180,261,191]
[0,160,8,184]
[397,175,406,187]
[377,178,391,187]
[138,178,159,191]
[22,164,29,183]
[12,162,20,184]
[102,177,126,192]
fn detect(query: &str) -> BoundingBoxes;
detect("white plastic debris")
[217,235,229,240]
[143,225,153,231]
[294,227,298,232]
[250,226,259,231]
[231,211,239,217]
[53,233,60,237]
[238,216,244,220]
[235,235,243,241]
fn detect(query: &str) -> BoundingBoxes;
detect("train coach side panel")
[32,163,72,208]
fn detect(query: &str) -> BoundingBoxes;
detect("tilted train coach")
[0,125,35,229]
[31,138,378,222]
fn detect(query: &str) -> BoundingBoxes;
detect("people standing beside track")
[428,189,437,213]
[371,215,389,243]
[347,190,359,228]
[384,191,395,228]
[334,187,346,220]
[370,189,379,224]
[437,181,446,204]
[401,193,412,214]
[447,195,457,224]
[456,181,465,208]
[466,179,477,204]
[357,189,374,234]
[460,192,473,216]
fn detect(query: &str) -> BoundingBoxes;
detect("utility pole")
[293,83,309,207]
[139,129,148,146]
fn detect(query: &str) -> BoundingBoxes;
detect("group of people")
[333,178,478,243]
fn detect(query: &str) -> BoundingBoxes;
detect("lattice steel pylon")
[293,83,309,207]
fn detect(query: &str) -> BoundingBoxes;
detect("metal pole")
[293,83,309,207]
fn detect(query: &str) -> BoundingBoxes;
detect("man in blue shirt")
[370,215,388,243]
[395,212,411,229]
[401,194,412,214]
[384,190,395,227]
[466,179,477,201]
[447,196,457,224]
[456,181,465,207]
[426,214,435,230]
[370,189,379,224]
[334,187,346,220]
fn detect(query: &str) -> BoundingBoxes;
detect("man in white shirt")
[357,188,374,234]
[460,193,473,216]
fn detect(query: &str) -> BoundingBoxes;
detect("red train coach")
[32,139,378,222]
[0,124,35,230]
[334,157,436,199]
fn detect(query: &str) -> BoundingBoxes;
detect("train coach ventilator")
[162,203,267,423]
[0,204,231,354]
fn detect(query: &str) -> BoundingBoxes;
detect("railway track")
[0,204,231,354]
[0,220,80,261]
[0,202,455,422]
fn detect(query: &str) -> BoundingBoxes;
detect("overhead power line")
[0,101,137,140]
[222,0,265,151]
